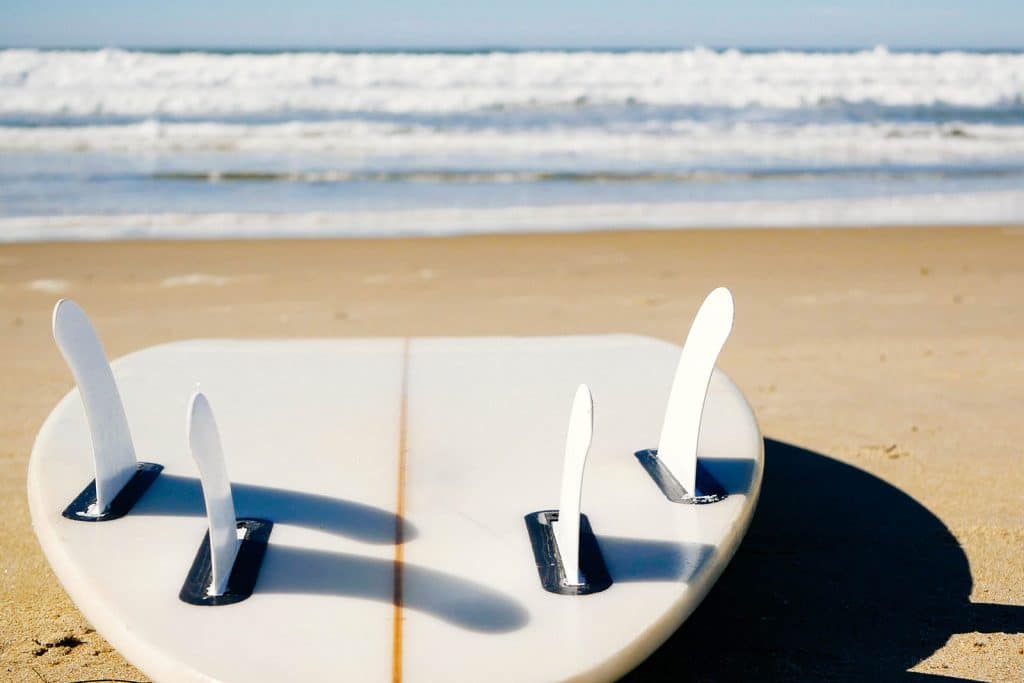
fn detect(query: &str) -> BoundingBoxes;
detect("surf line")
[391,337,411,683]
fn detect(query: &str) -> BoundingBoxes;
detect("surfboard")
[28,290,762,682]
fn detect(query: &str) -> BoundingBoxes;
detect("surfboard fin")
[636,287,732,504]
[180,392,272,606]
[554,384,593,586]
[525,385,611,595]
[53,299,162,521]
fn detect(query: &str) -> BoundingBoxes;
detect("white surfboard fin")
[180,392,273,605]
[635,287,732,504]
[554,384,593,586]
[54,299,163,521]
[525,384,611,595]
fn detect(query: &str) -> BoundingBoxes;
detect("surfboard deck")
[28,334,762,683]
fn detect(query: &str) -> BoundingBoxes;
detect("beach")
[1,226,1022,681]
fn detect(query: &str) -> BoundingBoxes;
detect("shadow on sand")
[625,438,1023,681]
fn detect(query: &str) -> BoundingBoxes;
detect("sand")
[1,226,1022,681]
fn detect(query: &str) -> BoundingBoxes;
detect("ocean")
[1,46,1023,240]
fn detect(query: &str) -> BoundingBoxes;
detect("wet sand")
[1,226,1022,681]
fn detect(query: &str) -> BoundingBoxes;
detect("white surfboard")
[28,293,762,683]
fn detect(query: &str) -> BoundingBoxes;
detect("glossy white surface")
[552,384,594,586]
[28,335,762,683]
[186,392,240,596]
[50,299,137,513]
[657,288,735,494]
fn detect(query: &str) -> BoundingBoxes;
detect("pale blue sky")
[1,0,1021,50]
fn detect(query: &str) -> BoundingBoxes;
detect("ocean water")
[1,47,1023,240]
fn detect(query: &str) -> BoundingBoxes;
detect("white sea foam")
[2,47,1022,120]
[3,120,1024,166]
[2,191,1022,242]
[2,48,1023,239]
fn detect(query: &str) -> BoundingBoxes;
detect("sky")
[1,0,1022,50]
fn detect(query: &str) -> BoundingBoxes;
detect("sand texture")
[1,227,1022,681]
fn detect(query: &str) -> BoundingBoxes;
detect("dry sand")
[1,227,1022,681]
